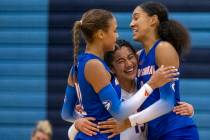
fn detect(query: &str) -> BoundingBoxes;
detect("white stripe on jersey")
[120,79,147,140]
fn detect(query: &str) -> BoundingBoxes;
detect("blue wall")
[0,0,48,140]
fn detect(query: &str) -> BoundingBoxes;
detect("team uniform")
[68,78,147,140]
[74,53,120,140]
[120,78,147,140]
[136,40,199,140]
[63,52,154,140]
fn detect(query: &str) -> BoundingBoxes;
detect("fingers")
[97,118,120,137]
[173,102,193,116]
[100,128,115,134]
[98,118,117,127]
[160,65,164,69]
[98,121,111,125]
[172,77,179,81]
[179,112,190,116]
[107,117,115,121]
[173,109,188,115]
[75,117,99,136]
[84,123,99,133]
[164,69,179,78]
[176,102,187,107]
[98,124,114,129]
[166,71,180,77]
[108,133,117,139]
[82,127,97,136]
[155,66,179,83]
[86,117,96,121]
[85,117,99,130]
[163,66,176,71]
[98,118,117,131]
[98,120,116,125]
[159,65,176,72]
[160,66,178,75]
[164,70,179,83]
[84,117,97,127]
[173,105,186,112]
[174,102,190,110]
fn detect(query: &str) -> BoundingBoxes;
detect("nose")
[125,59,133,67]
[130,20,134,28]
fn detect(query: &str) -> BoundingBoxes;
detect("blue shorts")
[159,125,199,140]
[74,132,120,140]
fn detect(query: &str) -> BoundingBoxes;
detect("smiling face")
[130,6,155,42]
[111,46,138,81]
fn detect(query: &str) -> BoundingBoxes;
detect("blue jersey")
[75,53,120,140]
[137,40,195,140]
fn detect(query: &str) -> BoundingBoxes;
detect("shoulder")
[156,41,174,51]
[155,41,179,67]
[85,59,107,73]
[85,59,111,93]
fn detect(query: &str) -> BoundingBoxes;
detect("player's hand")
[75,104,84,113]
[173,101,194,116]
[148,65,179,89]
[98,118,130,138]
[74,117,99,136]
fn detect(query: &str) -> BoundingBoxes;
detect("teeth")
[132,29,138,32]
[126,68,134,73]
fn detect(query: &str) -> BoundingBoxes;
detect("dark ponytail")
[158,20,190,57]
[140,1,190,57]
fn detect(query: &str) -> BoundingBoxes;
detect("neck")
[118,78,136,93]
[85,42,104,59]
[142,32,159,54]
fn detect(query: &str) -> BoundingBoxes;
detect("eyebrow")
[115,57,125,62]
[128,53,135,56]
[132,12,140,17]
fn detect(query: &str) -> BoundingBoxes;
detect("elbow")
[61,107,72,121]
[61,110,67,121]
[61,108,75,123]
[61,103,75,122]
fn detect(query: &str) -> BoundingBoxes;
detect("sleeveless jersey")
[75,53,120,140]
[137,40,195,140]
